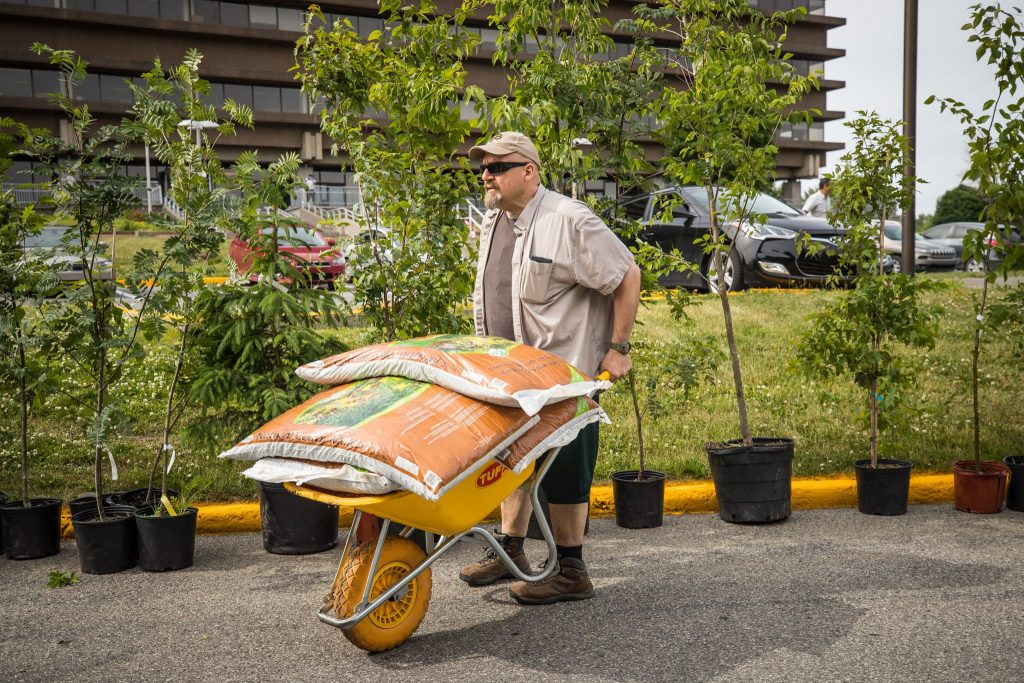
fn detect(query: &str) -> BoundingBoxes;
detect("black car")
[617,186,851,292]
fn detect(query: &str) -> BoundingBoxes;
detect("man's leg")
[510,423,598,605]
[457,488,533,586]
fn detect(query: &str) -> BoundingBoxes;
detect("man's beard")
[484,188,502,210]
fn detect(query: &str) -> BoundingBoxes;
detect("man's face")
[822,182,832,196]
[481,153,532,211]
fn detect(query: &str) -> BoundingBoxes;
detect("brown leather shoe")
[509,557,595,605]
[458,536,530,586]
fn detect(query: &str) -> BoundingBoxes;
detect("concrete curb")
[58,474,957,538]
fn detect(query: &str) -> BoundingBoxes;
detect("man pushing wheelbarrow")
[222,132,640,652]
[459,131,640,603]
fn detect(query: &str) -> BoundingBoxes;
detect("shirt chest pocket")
[521,255,571,304]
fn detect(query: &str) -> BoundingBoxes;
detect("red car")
[229,225,346,288]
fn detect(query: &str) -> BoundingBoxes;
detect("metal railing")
[3,181,163,208]
[303,185,363,210]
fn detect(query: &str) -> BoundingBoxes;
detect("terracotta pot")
[952,460,1009,514]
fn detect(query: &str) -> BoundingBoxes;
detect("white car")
[879,222,957,273]
[21,226,114,282]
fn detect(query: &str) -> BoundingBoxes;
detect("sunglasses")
[480,161,530,175]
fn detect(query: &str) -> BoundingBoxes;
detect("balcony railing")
[2,181,163,208]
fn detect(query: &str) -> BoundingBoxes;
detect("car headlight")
[745,223,798,241]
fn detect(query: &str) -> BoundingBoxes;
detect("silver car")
[879,222,957,273]
[21,226,114,282]
[922,222,1022,272]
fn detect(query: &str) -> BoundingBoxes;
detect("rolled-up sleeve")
[572,211,635,295]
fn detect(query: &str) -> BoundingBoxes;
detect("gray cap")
[469,131,541,167]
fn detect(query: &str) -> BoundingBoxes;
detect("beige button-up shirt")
[473,186,635,377]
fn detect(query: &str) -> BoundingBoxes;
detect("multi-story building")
[0,0,845,210]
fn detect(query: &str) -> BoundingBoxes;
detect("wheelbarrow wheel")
[333,535,432,652]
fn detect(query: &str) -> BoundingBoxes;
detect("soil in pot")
[135,507,198,571]
[71,504,139,574]
[109,488,178,509]
[611,470,666,529]
[706,438,793,524]
[1004,456,1024,513]
[952,460,1010,514]
[258,481,338,555]
[1,498,63,560]
[854,459,913,516]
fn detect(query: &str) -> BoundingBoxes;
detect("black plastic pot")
[0,491,7,553]
[68,493,102,518]
[611,470,666,529]
[1005,456,1024,513]
[1,498,62,560]
[706,438,793,524]
[854,459,913,516]
[258,481,338,555]
[135,507,198,572]
[71,504,138,574]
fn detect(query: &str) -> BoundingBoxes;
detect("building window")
[159,0,187,20]
[101,74,134,103]
[32,70,63,98]
[0,67,33,98]
[193,0,219,22]
[74,73,101,101]
[95,0,127,12]
[253,86,281,112]
[280,88,305,114]
[66,0,96,11]
[224,83,253,108]
[278,7,302,31]
[249,4,277,28]
[220,1,249,27]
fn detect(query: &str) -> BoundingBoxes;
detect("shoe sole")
[457,571,513,587]
[509,588,596,605]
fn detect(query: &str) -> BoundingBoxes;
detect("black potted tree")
[927,4,1022,514]
[652,0,818,522]
[798,113,941,516]
[184,155,346,555]
[26,45,158,573]
[0,132,62,560]
[122,51,250,570]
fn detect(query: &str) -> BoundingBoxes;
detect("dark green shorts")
[539,421,599,505]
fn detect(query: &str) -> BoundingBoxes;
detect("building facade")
[0,0,845,209]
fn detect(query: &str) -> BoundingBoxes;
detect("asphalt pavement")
[2,505,1022,683]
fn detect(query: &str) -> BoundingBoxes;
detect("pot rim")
[853,458,913,470]
[952,460,1011,476]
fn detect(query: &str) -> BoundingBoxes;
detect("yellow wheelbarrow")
[286,444,566,652]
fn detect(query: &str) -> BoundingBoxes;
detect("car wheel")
[890,257,902,274]
[703,250,744,293]
[964,258,984,273]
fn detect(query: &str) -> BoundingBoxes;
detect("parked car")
[20,226,114,282]
[879,221,957,273]
[922,221,1022,272]
[229,224,345,288]
[615,186,853,292]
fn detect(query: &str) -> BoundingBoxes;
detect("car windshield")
[681,187,801,217]
[23,227,71,248]
[259,226,326,247]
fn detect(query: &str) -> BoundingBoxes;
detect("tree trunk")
[869,375,879,468]
[19,340,29,507]
[627,370,646,478]
[972,261,990,472]
[93,346,107,521]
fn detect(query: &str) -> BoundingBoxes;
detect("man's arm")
[600,262,641,381]
[802,192,819,215]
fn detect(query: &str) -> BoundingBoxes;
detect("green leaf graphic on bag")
[394,334,518,356]
[295,377,429,428]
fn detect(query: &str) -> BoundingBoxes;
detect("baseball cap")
[469,131,541,168]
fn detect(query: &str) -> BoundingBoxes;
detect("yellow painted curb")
[55,475,957,538]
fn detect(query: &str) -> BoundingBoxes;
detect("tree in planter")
[122,49,254,514]
[927,3,1023,508]
[24,46,155,526]
[0,122,64,558]
[295,2,480,342]
[650,0,818,449]
[797,113,942,515]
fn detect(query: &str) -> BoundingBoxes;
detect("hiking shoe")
[458,536,530,586]
[509,557,595,605]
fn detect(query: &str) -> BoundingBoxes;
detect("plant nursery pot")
[1,498,63,560]
[611,470,666,529]
[706,437,793,524]
[952,460,1009,514]
[258,481,338,555]
[1004,456,1024,513]
[854,459,913,516]
[68,493,102,518]
[71,504,139,574]
[135,507,198,572]
[0,491,7,553]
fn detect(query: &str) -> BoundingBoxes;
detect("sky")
[804,0,1000,217]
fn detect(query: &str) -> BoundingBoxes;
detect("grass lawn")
[111,233,232,277]
[1,276,1021,503]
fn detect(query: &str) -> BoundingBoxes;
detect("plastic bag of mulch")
[220,376,540,501]
[295,334,610,416]
[240,458,402,496]
[500,395,609,474]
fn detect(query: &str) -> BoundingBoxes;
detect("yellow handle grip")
[596,371,612,381]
